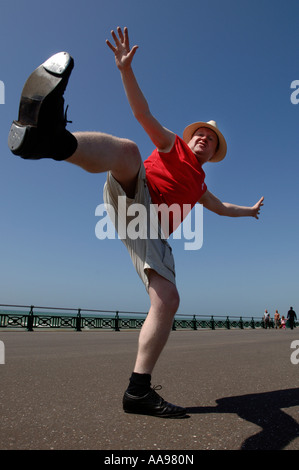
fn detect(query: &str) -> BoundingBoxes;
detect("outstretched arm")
[199,190,264,219]
[106,27,175,152]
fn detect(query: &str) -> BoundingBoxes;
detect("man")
[274,310,280,329]
[8,27,264,418]
[263,309,271,329]
[287,307,297,330]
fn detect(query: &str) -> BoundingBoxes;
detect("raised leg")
[67,131,141,197]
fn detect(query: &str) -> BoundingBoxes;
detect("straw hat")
[182,120,227,162]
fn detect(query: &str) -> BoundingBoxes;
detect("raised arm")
[106,27,175,152]
[199,190,264,219]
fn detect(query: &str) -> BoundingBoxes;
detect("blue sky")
[0,0,298,318]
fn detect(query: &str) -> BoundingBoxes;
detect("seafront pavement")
[0,328,298,451]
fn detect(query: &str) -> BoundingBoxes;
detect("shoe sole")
[8,52,74,154]
[123,407,187,419]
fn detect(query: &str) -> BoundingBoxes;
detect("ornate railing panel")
[0,304,297,332]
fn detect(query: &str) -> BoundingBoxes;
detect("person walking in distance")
[263,310,271,329]
[274,310,280,329]
[287,307,297,330]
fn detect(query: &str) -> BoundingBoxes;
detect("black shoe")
[123,386,187,418]
[8,51,77,160]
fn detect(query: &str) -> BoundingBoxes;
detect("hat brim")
[182,121,227,162]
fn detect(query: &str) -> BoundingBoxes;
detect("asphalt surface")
[0,328,299,451]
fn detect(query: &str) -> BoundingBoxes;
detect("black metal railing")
[1,303,295,332]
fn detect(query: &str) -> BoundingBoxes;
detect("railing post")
[115,311,120,331]
[211,316,215,330]
[251,317,255,329]
[172,319,176,331]
[192,315,197,330]
[27,305,34,332]
[240,316,244,329]
[76,308,82,332]
[226,316,230,329]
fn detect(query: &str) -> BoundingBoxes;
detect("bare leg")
[133,270,180,375]
[123,272,186,417]
[67,131,141,197]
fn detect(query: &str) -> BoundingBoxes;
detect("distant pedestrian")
[263,310,271,329]
[287,307,297,330]
[274,310,280,329]
[280,316,286,330]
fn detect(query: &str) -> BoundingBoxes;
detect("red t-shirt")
[144,135,207,235]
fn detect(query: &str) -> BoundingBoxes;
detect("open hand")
[106,27,138,70]
[252,196,264,219]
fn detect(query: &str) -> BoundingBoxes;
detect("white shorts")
[103,164,176,292]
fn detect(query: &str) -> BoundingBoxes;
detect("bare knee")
[165,286,180,316]
[148,272,180,317]
[156,286,180,320]
[114,139,141,174]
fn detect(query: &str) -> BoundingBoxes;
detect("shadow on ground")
[186,388,299,450]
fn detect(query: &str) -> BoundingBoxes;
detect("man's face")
[188,127,218,164]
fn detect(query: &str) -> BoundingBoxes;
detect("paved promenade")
[0,328,299,451]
